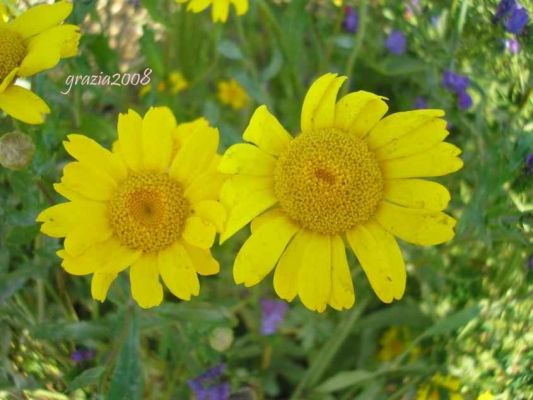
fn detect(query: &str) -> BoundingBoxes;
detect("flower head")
[477,391,495,400]
[0,1,80,124]
[386,30,407,55]
[219,73,462,312]
[260,299,288,335]
[442,70,469,93]
[504,37,521,53]
[456,90,473,110]
[71,349,96,363]
[525,153,533,173]
[417,373,463,400]
[343,7,359,33]
[414,96,428,109]
[493,0,517,23]
[176,0,248,23]
[0,131,35,170]
[217,79,249,110]
[37,107,226,308]
[504,6,528,34]
[188,364,230,400]
[140,71,188,97]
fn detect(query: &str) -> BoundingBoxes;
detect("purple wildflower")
[505,6,528,34]
[386,30,407,55]
[71,349,95,363]
[525,153,533,173]
[493,0,517,23]
[260,299,288,335]
[343,6,359,34]
[414,96,428,109]
[456,90,473,110]
[188,364,230,400]
[442,70,469,93]
[504,37,521,53]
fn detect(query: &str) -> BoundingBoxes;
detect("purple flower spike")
[260,299,288,335]
[457,90,473,110]
[386,30,407,55]
[188,364,230,400]
[505,6,529,34]
[493,0,517,23]
[343,6,359,34]
[442,70,469,93]
[414,96,428,109]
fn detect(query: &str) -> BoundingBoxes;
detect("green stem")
[290,299,369,400]
[342,0,368,94]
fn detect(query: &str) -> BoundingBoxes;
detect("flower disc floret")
[0,28,26,80]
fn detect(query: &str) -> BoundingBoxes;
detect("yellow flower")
[0,1,80,124]
[217,79,249,110]
[176,0,249,23]
[477,391,495,400]
[37,107,226,309]
[417,374,464,400]
[0,4,9,22]
[332,0,343,6]
[219,73,463,312]
[140,72,188,97]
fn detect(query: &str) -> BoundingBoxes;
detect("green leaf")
[315,370,374,393]
[368,57,429,76]
[141,0,166,24]
[32,321,111,341]
[140,27,164,77]
[107,309,143,400]
[218,39,244,60]
[421,305,480,338]
[67,366,106,392]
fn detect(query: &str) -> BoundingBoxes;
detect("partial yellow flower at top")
[332,0,343,6]
[417,373,464,400]
[0,1,80,124]
[37,107,226,309]
[218,73,463,312]
[176,0,249,23]
[477,391,495,400]
[217,78,249,110]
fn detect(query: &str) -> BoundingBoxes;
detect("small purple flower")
[505,6,528,34]
[493,0,517,23]
[442,70,469,93]
[457,90,473,110]
[414,96,428,109]
[188,364,230,400]
[525,153,533,173]
[386,30,407,55]
[260,299,288,335]
[343,6,359,34]
[71,349,95,363]
[504,37,521,53]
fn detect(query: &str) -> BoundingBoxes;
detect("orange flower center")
[0,28,26,82]
[274,128,384,235]
[108,173,190,253]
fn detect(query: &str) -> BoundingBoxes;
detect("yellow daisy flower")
[37,107,226,309]
[217,78,249,110]
[477,391,495,400]
[219,73,463,312]
[176,0,249,23]
[378,326,420,361]
[139,71,188,97]
[416,373,464,400]
[0,1,80,124]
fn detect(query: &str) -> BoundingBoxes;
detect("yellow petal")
[385,179,451,211]
[182,216,216,249]
[91,271,118,302]
[18,25,80,77]
[273,229,305,301]
[250,208,284,234]
[130,254,164,309]
[0,67,20,93]
[172,117,210,150]
[301,73,347,133]
[117,109,143,171]
[60,161,116,201]
[212,0,229,22]
[184,171,226,204]
[63,205,112,256]
[142,107,176,172]
[192,200,226,232]
[375,202,457,246]
[297,231,331,313]
[234,215,298,286]
[9,0,72,39]
[186,0,211,13]
[0,85,50,124]
[184,243,220,276]
[334,91,388,137]
[218,143,276,175]
[329,235,355,310]
[382,142,463,178]
[366,109,445,149]
[374,118,448,160]
[243,105,292,156]
[220,176,277,242]
[158,242,200,300]
[232,0,249,15]
[63,134,127,182]
[37,201,104,238]
[346,221,406,303]
[169,123,219,187]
